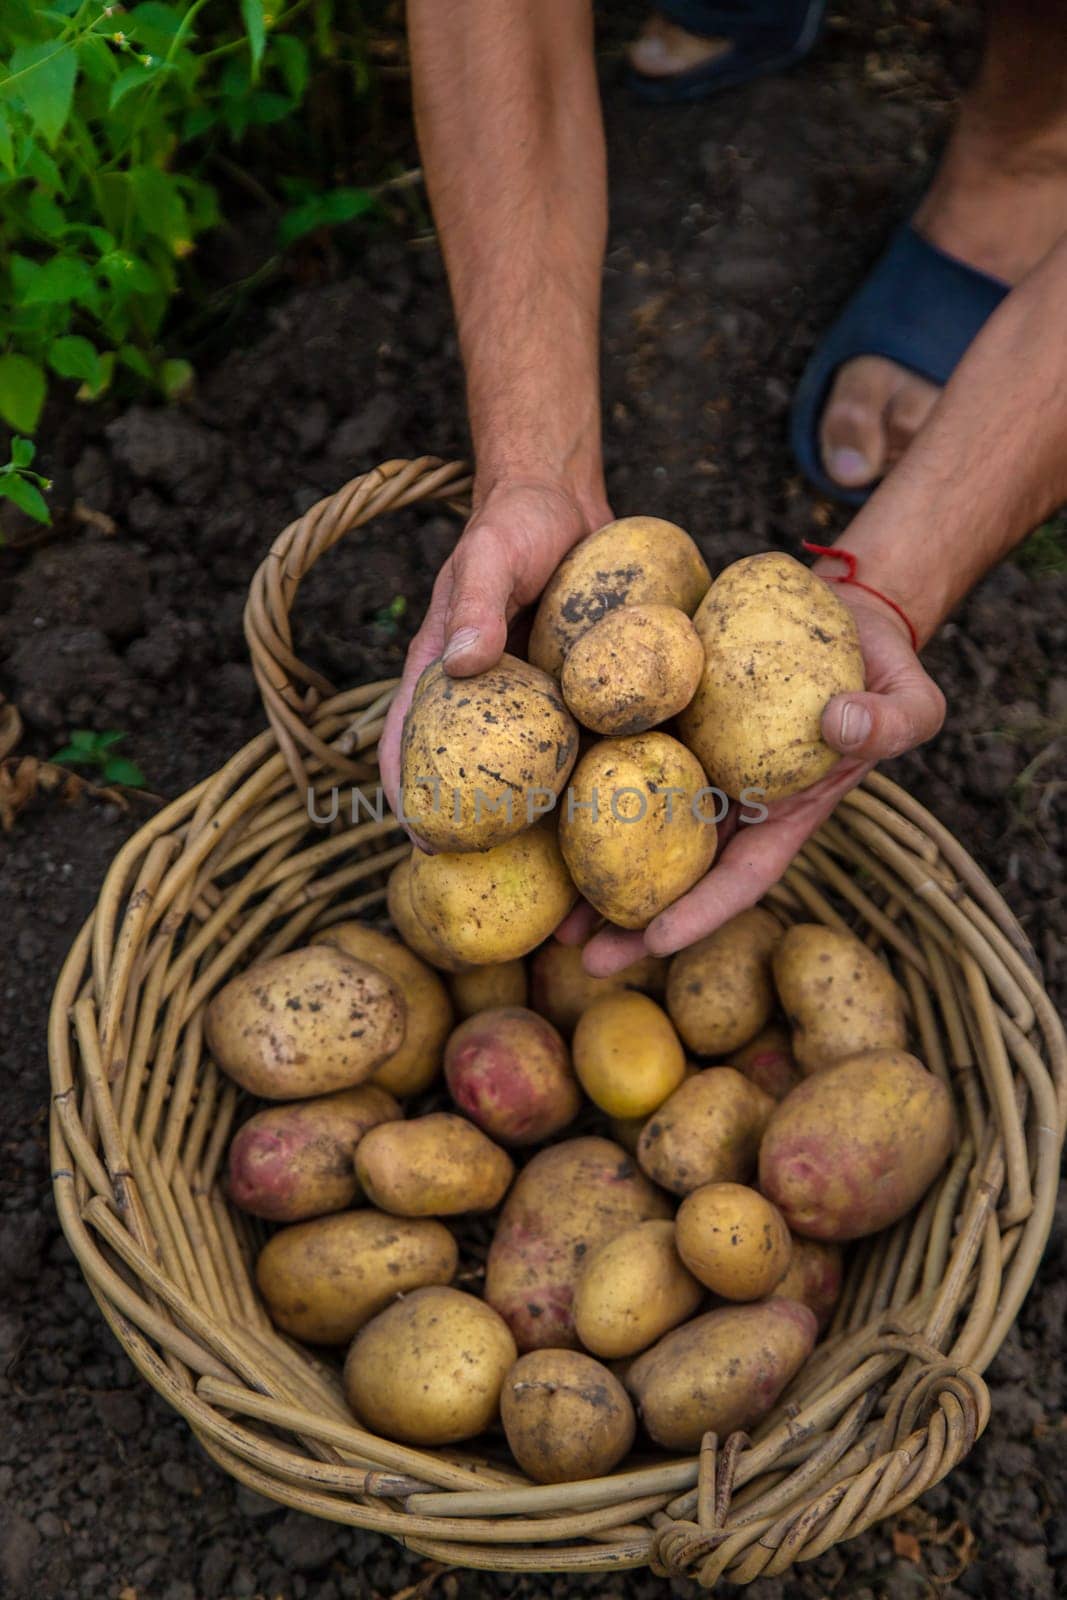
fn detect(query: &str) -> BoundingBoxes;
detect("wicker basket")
[49,457,1066,1587]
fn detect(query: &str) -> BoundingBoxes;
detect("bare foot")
[628,14,731,78]
[819,108,1067,490]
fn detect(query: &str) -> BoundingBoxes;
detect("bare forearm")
[408,0,608,513]
[817,235,1067,643]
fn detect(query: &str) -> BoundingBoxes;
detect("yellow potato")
[410,821,578,965]
[574,1220,703,1359]
[501,1349,636,1483]
[205,945,404,1099]
[573,991,686,1118]
[400,654,579,852]
[678,552,865,802]
[227,1084,400,1221]
[255,1211,457,1345]
[732,1022,802,1100]
[344,1287,516,1445]
[771,1237,843,1332]
[313,921,453,1097]
[355,1112,514,1216]
[444,1006,581,1146]
[759,1048,955,1240]
[529,942,666,1034]
[627,1299,817,1451]
[387,857,469,974]
[559,733,717,929]
[675,1182,791,1301]
[637,1066,774,1196]
[529,516,711,677]
[561,603,705,736]
[772,923,907,1074]
[666,908,783,1056]
[485,1137,672,1351]
[449,960,528,1018]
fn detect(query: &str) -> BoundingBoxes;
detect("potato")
[666,909,783,1057]
[485,1137,672,1351]
[313,921,453,1097]
[344,1287,516,1445]
[501,1349,636,1482]
[574,1220,703,1359]
[732,1022,801,1101]
[675,1183,791,1301]
[637,1067,775,1196]
[573,991,686,1118]
[759,1049,955,1241]
[529,942,666,1034]
[771,1238,843,1332]
[627,1299,817,1451]
[400,654,579,852]
[256,1211,457,1345]
[387,858,470,974]
[678,552,865,802]
[444,1006,581,1146]
[561,603,704,736]
[355,1112,514,1216]
[227,1084,400,1221]
[449,960,528,1018]
[410,821,578,965]
[206,945,405,1099]
[529,516,710,677]
[559,733,717,930]
[773,923,907,1075]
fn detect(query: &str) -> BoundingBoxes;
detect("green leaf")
[159,357,194,400]
[240,0,267,80]
[10,437,35,469]
[109,62,158,111]
[0,107,14,176]
[271,34,309,101]
[48,334,102,388]
[77,32,117,87]
[52,746,84,765]
[0,472,50,524]
[102,756,146,787]
[117,344,155,381]
[25,187,66,234]
[94,730,127,749]
[0,354,46,433]
[127,3,183,54]
[4,42,77,149]
[78,349,114,401]
[23,143,65,196]
[279,186,377,247]
[129,164,190,249]
[99,252,160,296]
[69,729,99,751]
[23,254,98,307]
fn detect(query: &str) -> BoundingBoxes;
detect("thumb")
[822,672,946,763]
[441,528,513,677]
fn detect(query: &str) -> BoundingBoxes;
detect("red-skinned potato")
[444,1007,581,1146]
[485,1137,672,1351]
[227,1084,400,1221]
[731,1022,801,1100]
[770,1237,843,1332]
[759,1049,956,1240]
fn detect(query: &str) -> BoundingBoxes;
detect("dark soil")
[1,4,1064,1598]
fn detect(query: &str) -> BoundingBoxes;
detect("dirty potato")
[529,942,666,1034]
[732,1022,802,1100]
[529,516,711,677]
[574,1220,703,1360]
[206,945,405,1099]
[449,960,529,1018]
[354,1112,514,1216]
[675,1182,792,1301]
[501,1349,636,1483]
[637,1067,775,1196]
[561,603,704,735]
[387,857,470,974]
[559,732,717,930]
[444,1006,581,1145]
[771,1237,843,1332]
[400,654,579,852]
[772,923,907,1074]
[677,552,865,802]
[666,908,783,1056]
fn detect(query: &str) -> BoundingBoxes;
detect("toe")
[629,16,728,76]
[818,355,900,489]
[883,370,941,467]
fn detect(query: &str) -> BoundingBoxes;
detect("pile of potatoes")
[392,515,866,960]
[208,902,956,1484]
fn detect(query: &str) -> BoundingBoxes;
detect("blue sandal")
[629,0,827,103]
[790,223,1010,504]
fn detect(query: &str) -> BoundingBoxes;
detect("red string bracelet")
[802,541,919,653]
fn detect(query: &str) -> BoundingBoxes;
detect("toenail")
[827,447,872,486]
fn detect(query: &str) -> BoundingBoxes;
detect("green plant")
[0,435,52,522]
[373,592,407,633]
[1017,513,1067,576]
[53,727,146,786]
[0,0,381,434]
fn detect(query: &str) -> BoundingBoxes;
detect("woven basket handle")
[244,456,472,799]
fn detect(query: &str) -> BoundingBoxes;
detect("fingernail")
[827,448,871,487]
[442,626,480,663]
[839,702,872,749]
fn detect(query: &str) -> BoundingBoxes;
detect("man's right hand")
[379,479,610,820]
